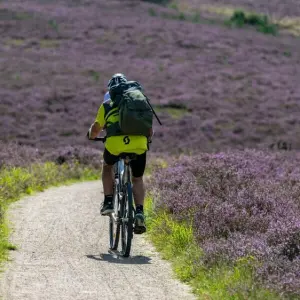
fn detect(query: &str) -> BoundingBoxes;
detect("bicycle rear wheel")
[120,182,134,257]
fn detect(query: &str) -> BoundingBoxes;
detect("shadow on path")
[86,250,152,265]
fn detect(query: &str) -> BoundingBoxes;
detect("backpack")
[105,81,153,137]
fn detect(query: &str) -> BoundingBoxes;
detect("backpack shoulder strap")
[104,102,120,124]
[103,102,112,117]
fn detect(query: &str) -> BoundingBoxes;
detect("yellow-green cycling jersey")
[95,103,148,156]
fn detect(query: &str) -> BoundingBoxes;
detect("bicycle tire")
[120,182,134,257]
[109,190,121,250]
[109,161,123,250]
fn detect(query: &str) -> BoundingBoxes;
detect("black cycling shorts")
[103,149,147,178]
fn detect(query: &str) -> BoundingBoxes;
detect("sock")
[105,195,113,204]
[136,205,143,213]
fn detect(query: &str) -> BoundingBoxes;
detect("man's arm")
[149,128,154,138]
[88,122,103,139]
[87,104,105,140]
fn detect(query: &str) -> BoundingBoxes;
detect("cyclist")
[87,73,152,234]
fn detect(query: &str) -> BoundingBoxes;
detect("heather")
[152,5,279,36]
[1,0,300,297]
[0,141,103,168]
[171,0,300,18]
[143,0,171,4]
[145,202,280,299]
[1,0,300,156]
[149,150,300,295]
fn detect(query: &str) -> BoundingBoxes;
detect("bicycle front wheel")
[109,186,121,250]
[120,182,134,257]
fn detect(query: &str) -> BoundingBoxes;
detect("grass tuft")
[5,39,26,46]
[160,11,203,24]
[87,70,100,82]
[39,39,60,48]
[154,103,189,119]
[48,19,59,32]
[6,243,17,251]
[169,3,179,11]
[145,158,168,176]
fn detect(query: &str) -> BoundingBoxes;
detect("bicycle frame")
[110,158,130,223]
[121,156,132,187]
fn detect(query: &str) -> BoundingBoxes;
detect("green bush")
[148,8,157,17]
[226,10,278,35]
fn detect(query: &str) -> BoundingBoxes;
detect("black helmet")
[107,73,127,89]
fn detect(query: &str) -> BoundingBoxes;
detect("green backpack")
[105,81,154,137]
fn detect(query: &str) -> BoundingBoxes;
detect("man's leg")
[102,163,114,196]
[131,152,147,234]
[132,176,145,207]
[101,149,118,215]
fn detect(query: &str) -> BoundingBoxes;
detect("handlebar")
[89,136,152,143]
[92,137,106,142]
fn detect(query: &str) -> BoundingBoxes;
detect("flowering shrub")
[149,149,300,295]
[0,0,300,155]
[0,141,103,169]
[142,0,171,4]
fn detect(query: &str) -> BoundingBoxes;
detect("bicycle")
[94,137,137,257]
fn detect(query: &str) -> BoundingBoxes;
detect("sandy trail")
[0,181,195,300]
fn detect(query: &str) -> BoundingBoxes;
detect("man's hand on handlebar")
[86,122,103,140]
[148,128,155,143]
[86,127,93,140]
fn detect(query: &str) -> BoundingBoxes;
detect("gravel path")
[0,181,196,300]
